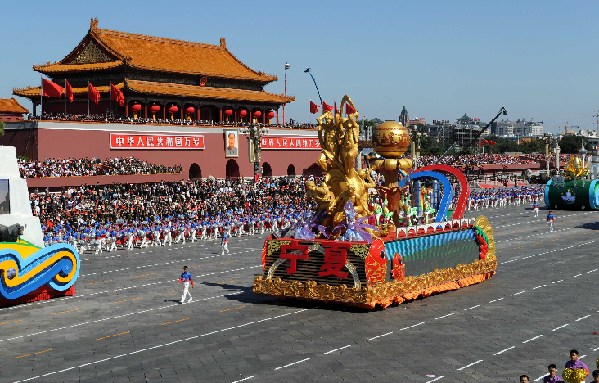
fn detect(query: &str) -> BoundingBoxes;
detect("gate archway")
[226,159,240,179]
[189,163,202,179]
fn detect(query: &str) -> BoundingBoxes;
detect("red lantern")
[150,105,161,113]
[254,110,262,117]
[131,104,142,112]
[186,106,195,114]
[224,109,233,116]
[267,110,275,119]
[169,105,179,114]
[239,109,247,117]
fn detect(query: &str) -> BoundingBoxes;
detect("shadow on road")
[201,281,375,312]
[576,222,599,231]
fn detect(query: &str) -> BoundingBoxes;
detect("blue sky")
[1,0,598,133]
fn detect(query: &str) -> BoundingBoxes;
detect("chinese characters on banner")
[260,137,320,150]
[110,133,205,150]
[278,240,350,280]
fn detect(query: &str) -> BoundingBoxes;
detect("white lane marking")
[368,332,394,341]
[128,349,146,355]
[94,358,111,364]
[588,268,598,274]
[411,321,425,328]
[42,372,57,377]
[21,377,40,382]
[573,273,583,278]
[456,359,483,371]
[112,353,128,359]
[58,367,75,373]
[465,305,480,310]
[522,335,543,344]
[535,374,549,382]
[425,376,444,383]
[552,324,569,331]
[0,292,242,343]
[231,376,255,383]
[513,291,526,296]
[493,345,515,355]
[575,315,591,322]
[435,312,455,320]
[274,357,311,371]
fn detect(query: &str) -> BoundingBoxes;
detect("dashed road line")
[522,335,543,344]
[274,357,311,371]
[493,346,515,355]
[456,359,483,371]
[551,323,569,331]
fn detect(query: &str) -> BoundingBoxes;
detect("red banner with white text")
[260,137,320,150]
[110,133,205,150]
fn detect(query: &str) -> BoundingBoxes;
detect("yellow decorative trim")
[266,240,291,258]
[350,244,369,259]
[253,256,497,309]
[475,215,495,258]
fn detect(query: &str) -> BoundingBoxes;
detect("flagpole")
[109,82,112,117]
[40,76,43,117]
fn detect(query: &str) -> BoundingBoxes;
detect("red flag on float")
[322,101,334,112]
[309,100,319,114]
[110,83,124,106]
[65,80,74,102]
[345,103,356,115]
[88,82,100,105]
[41,79,64,98]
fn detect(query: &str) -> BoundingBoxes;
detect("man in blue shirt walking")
[546,211,555,232]
[178,266,194,304]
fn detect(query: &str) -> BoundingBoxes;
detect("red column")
[219,108,223,123]
[163,106,166,121]
[125,103,129,118]
[144,104,148,119]
[197,106,201,121]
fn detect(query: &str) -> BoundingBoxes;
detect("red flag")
[322,101,333,112]
[88,82,100,105]
[110,83,124,106]
[345,103,356,115]
[488,140,496,146]
[42,79,64,98]
[309,100,319,114]
[65,80,74,103]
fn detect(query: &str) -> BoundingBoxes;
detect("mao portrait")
[224,130,238,157]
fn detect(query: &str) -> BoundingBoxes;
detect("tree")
[0,121,4,137]
[559,135,585,154]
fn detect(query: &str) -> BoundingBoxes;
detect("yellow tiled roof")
[34,61,123,73]
[125,79,294,104]
[34,19,277,83]
[13,83,124,98]
[0,98,28,114]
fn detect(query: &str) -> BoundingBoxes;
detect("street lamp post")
[283,62,290,126]
[240,124,269,178]
[304,68,323,105]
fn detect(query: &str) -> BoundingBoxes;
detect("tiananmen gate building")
[5,18,322,185]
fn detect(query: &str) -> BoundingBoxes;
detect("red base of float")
[0,285,76,308]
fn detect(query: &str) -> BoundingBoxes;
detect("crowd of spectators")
[33,177,312,247]
[414,153,570,167]
[29,113,316,129]
[18,157,182,178]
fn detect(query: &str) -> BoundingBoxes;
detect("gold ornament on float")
[372,121,411,159]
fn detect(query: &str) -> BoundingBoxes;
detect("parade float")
[544,154,599,210]
[0,146,80,307]
[253,96,497,309]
